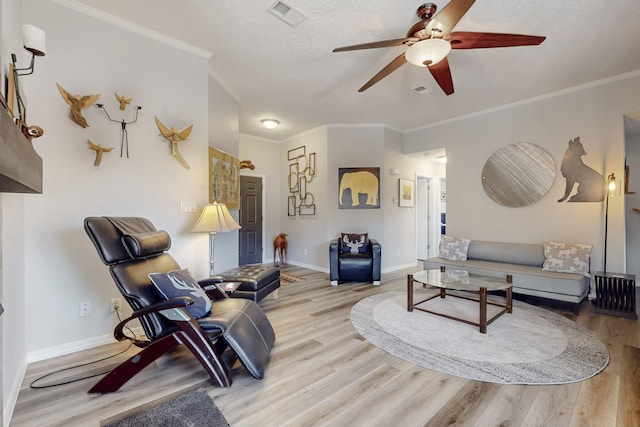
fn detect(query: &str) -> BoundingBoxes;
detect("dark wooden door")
[239,176,263,265]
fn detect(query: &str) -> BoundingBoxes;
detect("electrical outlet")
[303,249,308,256]
[396,250,401,257]
[79,301,91,317]
[111,298,121,312]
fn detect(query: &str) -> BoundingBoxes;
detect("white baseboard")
[4,359,27,427]
[27,326,144,363]
[382,261,420,273]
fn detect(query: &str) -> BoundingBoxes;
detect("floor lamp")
[192,202,241,276]
[603,172,616,273]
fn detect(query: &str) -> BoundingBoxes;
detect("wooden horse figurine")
[273,233,288,267]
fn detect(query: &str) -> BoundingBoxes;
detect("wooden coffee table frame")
[407,270,513,334]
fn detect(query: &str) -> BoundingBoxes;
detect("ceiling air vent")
[412,85,431,96]
[267,1,307,27]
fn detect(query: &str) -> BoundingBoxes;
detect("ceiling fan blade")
[426,0,476,35]
[428,57,454,95]
[358,53,407,92]
[333,38,414,52]
[449,32,546,49]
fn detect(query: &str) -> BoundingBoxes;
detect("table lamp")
[192,202,241,276]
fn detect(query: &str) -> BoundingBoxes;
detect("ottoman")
[213,264,280,302]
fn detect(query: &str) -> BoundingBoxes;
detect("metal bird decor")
[115,93,132,110]
[87,140,113,166]
[154,116,193,170]
[56,83,100,128]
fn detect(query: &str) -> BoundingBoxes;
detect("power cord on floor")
[29,306,139,389]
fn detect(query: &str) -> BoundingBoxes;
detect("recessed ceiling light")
[437,156,447,164]
[261,119,280,129]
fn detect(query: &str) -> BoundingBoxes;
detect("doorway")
[416,177,445,260]
[239,175,263,265]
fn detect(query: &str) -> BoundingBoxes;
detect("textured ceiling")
[72,0,640,141]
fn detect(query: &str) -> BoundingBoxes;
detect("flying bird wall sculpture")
[56,83,100,128]
[155,116,193,170]
[87,140,113,166]
[115,93,132,110]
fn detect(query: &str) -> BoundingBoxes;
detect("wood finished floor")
[11,265,640,427]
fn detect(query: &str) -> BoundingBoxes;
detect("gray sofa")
[424,240,590,312]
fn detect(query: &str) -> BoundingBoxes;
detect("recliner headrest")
[122,230,171,258]
[84,216,171,265]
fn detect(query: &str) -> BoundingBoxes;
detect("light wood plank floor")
[11,265,640,426]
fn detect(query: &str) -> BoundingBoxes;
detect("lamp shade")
[192,202,241,233]
[405,38,451,67]
[22,24,46,56]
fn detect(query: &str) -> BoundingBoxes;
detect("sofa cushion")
[468,240,544,267]
[439,236,471,261]
[340,233,369,254]
[149,269,212,319]
[542,242,592,275]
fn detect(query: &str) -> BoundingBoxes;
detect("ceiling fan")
[333,0,545,95]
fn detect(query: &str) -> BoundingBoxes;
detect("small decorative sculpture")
[56,83,100,128]
[155,116,193,170]
[240,160,255,170]
[95,103,142,158]
[115,93,132,110]
[273,233,288,267]
[87,140,113,166]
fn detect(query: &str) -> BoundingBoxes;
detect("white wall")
[1,1,27,423]
[208,73,241,271]
[281,126,328,269]
[404,72,640,274]
[239,134,282,263]
[22,0,211,357]
[624,115,640,278]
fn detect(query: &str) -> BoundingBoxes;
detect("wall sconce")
[11,25,46,126]
[389,168,400,175]
[261,119,280,129]
[12,25,46,77]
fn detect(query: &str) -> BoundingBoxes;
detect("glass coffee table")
[408,268,513,333]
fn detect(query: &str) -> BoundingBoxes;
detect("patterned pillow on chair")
[149,269,212,319]
[339,233,369,254]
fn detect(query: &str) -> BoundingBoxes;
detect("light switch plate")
[180,201,197,212]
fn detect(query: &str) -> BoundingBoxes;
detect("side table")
[593,271,637,319]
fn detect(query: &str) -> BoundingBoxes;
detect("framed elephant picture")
[338,167,380,209]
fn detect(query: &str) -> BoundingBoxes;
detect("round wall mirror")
[481,142,555,207]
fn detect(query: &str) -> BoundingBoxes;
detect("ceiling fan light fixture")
[261,119,280,129]
[405,38,451,67]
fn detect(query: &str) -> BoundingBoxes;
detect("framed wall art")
[209,147,240,209]
[398,178,415,207]
[287,145,317,216]
[338,167,380,209]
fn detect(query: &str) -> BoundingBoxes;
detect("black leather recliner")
[84,216,275,393]
[329,236,381,286]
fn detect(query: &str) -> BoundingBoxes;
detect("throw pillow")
[340,233,369,254]
[542,242,592,275]
[149,269,212,319]
[438,236,471,261]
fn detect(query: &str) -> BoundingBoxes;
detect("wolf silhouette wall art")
[558,137,605,203]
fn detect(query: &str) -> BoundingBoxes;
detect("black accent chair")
[329,236,381,286]
[84,216,275,393]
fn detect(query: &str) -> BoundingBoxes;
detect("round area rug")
[351,290,609,384]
